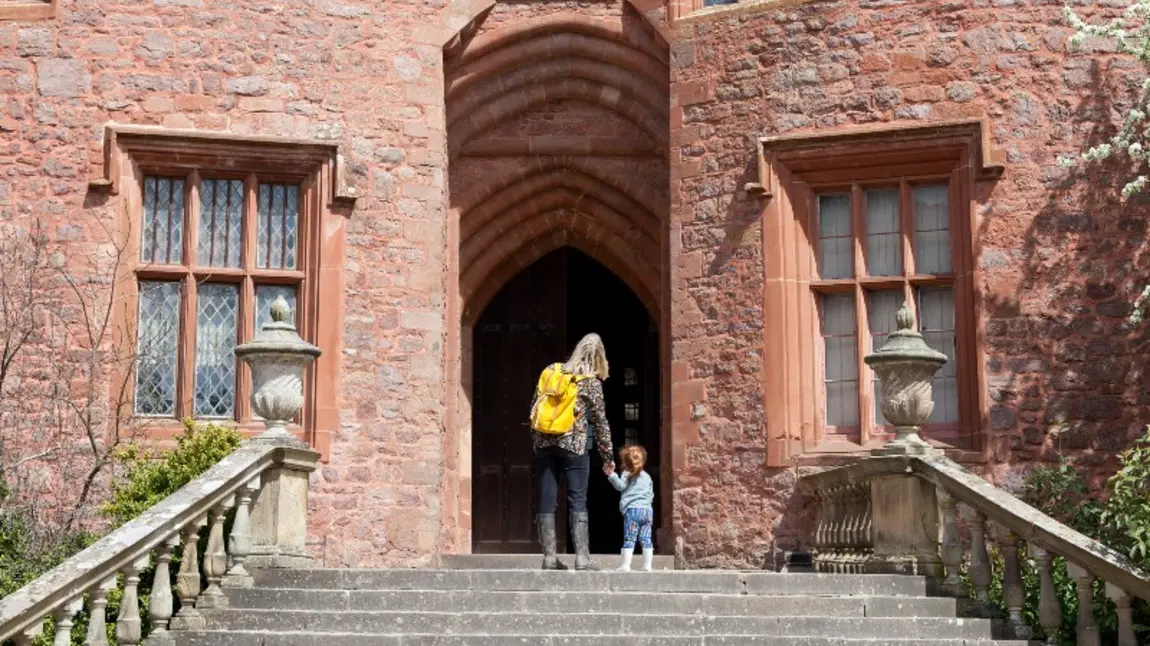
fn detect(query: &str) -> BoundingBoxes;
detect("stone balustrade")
[0,296,321,645]
[0,441,318,644]
[803,455,1150,644]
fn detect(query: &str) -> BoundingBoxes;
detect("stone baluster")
[116,555,149,646]
[170,516,207,631]
[52,598,83,646]
[198,497,234,609]
[936,488,963,596]
[967,510,991,603]
[85,575,116,645]
[1106,583,1137,646]
[1030,546,1062,646]
[224,476,260,588]
[148,533,180,642]
[1065,562,1100,646]
[813,489,829,572]
[998,530,1030,638]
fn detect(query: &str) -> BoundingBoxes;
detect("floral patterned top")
[531,376,614,464]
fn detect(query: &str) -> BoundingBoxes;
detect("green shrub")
[100,420,242,527]
[985,432,1150,645]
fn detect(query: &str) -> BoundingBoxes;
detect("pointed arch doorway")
[471,246,660,555]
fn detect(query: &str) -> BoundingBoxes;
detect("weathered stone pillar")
[235,296,321,569]
[865,303,947,457]
[868,474,943,577]
[862,303,947,577]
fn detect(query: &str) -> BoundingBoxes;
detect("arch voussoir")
[455,13,669,67]
[446,33,666,102]
[461,168,659,244]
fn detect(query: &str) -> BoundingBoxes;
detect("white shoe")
[616,547,634,571]
[641,547,654,572]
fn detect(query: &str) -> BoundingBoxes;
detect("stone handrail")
[801,454,1150,646]
[0,439,318,644]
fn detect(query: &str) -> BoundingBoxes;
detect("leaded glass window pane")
[817,194,852,279]
[141,177,185,264]
[820,293,858,427]
[134,281,181,416]
[255,284,297,332]
[257,183,300,270]
[194,283,238,417]
[197,179,244,268]
[865,188,902,276]
[918,287,958,424]
[913,185,951,274]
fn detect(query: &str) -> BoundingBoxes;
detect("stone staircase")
[176,565,1027,645]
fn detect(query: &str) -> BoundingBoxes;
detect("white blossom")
[1066,1,1150,200]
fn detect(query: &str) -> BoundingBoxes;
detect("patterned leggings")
[622,507,654,550]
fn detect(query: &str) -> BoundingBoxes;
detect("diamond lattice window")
[132,170,311,424]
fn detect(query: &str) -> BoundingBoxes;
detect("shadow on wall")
[980,58,1150,485]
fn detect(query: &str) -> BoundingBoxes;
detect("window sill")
[132,420,331,462]
[791,438,986,469]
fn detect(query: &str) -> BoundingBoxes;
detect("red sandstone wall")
[0,0,502,566]
[3,0,1147,570]
[663,0,1149,567]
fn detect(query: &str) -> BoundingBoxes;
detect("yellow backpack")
[530,363,588,435]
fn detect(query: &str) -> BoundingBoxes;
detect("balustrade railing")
[0,296,321,645]
[802,455,1150,645]
[0,441,318,645]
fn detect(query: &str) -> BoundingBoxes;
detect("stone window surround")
[94,124,356,461]
[0,0,55,21]
[757,117,1004,468]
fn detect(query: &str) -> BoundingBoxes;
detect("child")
[607,445,655,571]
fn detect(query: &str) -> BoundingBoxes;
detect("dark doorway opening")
[471,247,660,555]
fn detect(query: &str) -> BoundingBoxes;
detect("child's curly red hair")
[620,444,647,478]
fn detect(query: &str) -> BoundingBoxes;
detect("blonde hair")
[621,444,647,478]
[563,333,609,380]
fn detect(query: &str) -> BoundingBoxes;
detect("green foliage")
[1101,431,1150,565]
[100,420,242,527]
[984,433,1150,645]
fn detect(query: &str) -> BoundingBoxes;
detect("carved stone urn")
[234,295,321,445]
[864,302,947,457]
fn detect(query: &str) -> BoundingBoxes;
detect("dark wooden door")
[472,251,567,554]
[472,247,659,554]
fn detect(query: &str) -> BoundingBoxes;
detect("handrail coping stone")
[0,440,318,640]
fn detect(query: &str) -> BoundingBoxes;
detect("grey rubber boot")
[537,514,567,570]
[571,511,598,571]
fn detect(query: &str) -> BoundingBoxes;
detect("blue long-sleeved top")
[607,470,654,513]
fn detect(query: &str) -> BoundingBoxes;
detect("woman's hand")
[603,463,616,476]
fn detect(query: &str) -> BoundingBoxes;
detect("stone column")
[864,303,947,457]
[235,296,321,569]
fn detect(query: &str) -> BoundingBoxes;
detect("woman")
[532,333,615,571]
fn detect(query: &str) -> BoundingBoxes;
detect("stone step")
[201,609,997,639]
[179,630,1026,646]
[434,553,676,570]
[225,587,957,617]
[250,569,927,597]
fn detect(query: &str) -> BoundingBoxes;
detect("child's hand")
[603,463,615,476]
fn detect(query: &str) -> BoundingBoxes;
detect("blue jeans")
[536,445,590,514]
[623,507,653,549]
